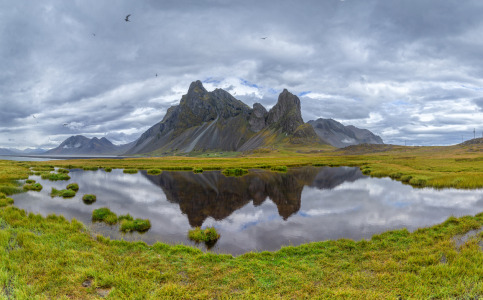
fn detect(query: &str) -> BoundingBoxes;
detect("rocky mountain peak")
[187,80,207,95]
[248,103,268,132]
[266,89,304,134]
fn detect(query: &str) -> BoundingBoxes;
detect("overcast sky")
[2,0,483,149]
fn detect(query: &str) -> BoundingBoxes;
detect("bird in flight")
[63,123,68,127]
[32,115,36,118]
[93,33,95,36]
[125,14,131,22]
[156,73,157,77]
[261,37,267,40]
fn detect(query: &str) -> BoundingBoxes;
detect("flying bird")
[261,37,267,40]
[156,73,157,77]
[63,123,68,127]
[93,33,95,36]
[32,115,36,118]
[125,14,131,22]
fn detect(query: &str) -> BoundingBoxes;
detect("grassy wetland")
[3,143,483,297]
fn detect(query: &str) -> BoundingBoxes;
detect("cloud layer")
[2,0,483,149]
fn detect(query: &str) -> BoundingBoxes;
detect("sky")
[2,0,483,149]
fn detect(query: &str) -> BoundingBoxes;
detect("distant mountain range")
[0,148,47,155]
[2,81,383,156]
[307,118,383,148]
[42,136,135,156]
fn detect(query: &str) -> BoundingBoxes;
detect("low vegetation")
[92,207,117,225]
[66,183,79,191]
[271,165,288,172]
[40,173,71,181]
[193,167,203,173]
[82,194,97,204]
[51,187,76,198]
[221,168,248,176]
[25,179,35,184]
[0,193,14,207]
[104,167,112,172]
[188,226,220,242]
[123,169,138,174]
[147,169,162,175]
[83,166,99,171]
[120,218,151,232]
[23,183,43,191]
[57,168,69,174]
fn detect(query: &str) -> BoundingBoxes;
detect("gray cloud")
[2,0,483,149]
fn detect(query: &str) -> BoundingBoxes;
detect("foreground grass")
[1,206,483,298]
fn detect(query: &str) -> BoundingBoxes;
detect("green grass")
[23,183,43,191]
[83,166,99,171]
[40,173,71,181]
[221,168,248,176]
[51,187,76,198]
[92,207,117,224]
[66,183,79,191]
[120,219,151,232]
[0,197,14,207]
[123,169,138,174]
[82,194,97,204]
[57,168,69,174]
[193,167,203,173]
[25,179,35,184]
[188,226,220,242]
[147,169,162,175]
[117,213,134,222]
[104,167,112,172]
[271,165,288,172]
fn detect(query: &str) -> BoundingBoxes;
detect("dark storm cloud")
[2,0,483,148]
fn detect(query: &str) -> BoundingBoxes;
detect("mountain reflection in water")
[143,167,365,227]
[11,166,483,255]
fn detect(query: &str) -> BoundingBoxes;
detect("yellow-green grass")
[188,226,220,242]
[193,167,203,173]
[51,187,76,198]
[122,169,138,174]
[120,218,151,232]
[82,194,96,204]
[221,168,248,176]
[104,167,112,172]
[92,207,117,225]
[25,179,35,184]
[1,206,483,297]
[57,168,69,174]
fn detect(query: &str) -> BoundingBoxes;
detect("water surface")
[11,166,483,255]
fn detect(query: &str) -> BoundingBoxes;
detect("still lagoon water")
[11,166,483,255]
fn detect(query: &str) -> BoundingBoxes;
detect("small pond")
[11,166,483,255]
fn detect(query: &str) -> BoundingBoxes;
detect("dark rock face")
[266,89,304,134]
[43,135,134,155]
[290,123,321,144]
[248,103,268,132]
[124,81,323,155]
[307,118,383,148]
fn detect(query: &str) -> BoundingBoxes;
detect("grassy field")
[2,143,483,298]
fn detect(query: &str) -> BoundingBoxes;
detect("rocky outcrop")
[248,103,268,132]
[266,89,304,134]
[290,123,321,144]
[307,118,383,148]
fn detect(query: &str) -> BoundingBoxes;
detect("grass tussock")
[123,169,138,174]
[221,168,248,176]
[51,187,76,198]
[25,179,36,184]
[40,173,71,181]
[271,165,288,172]
[120,219,151,232]
[57,168,69,174]
[23,183,43,191]
[66,183,79,191]
[0,196,14,207]
[193,167,203,173]
[92,207,117,224]
[82,194,96,204]
[188,226,220,242]
[147,169,162,175]
[104,167,112,172]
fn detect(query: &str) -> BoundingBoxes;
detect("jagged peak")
[187,80,207,95]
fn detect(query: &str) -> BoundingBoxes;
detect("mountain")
[124,80,323,155]
[43,135,135,156]
[0,148,17,155]
[307,118,383,148]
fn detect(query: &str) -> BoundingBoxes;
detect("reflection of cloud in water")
[11,167,483,255]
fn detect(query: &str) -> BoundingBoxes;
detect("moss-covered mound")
[193,168,203,173]
[82,194,96,204]
[271,165,288,172]
[25,179,36,184]
[123,169,138,174]
[41,173,71,181]
[51,188,76,198]
[66,183,79,191]
[24,183,43,191]
[221,168,248,176]
[120,219,151,232]
[83,166,99,171]
[92,207,117,224]
[188,226,220,242]
[57,168,70,174]
[104,167,112,172]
